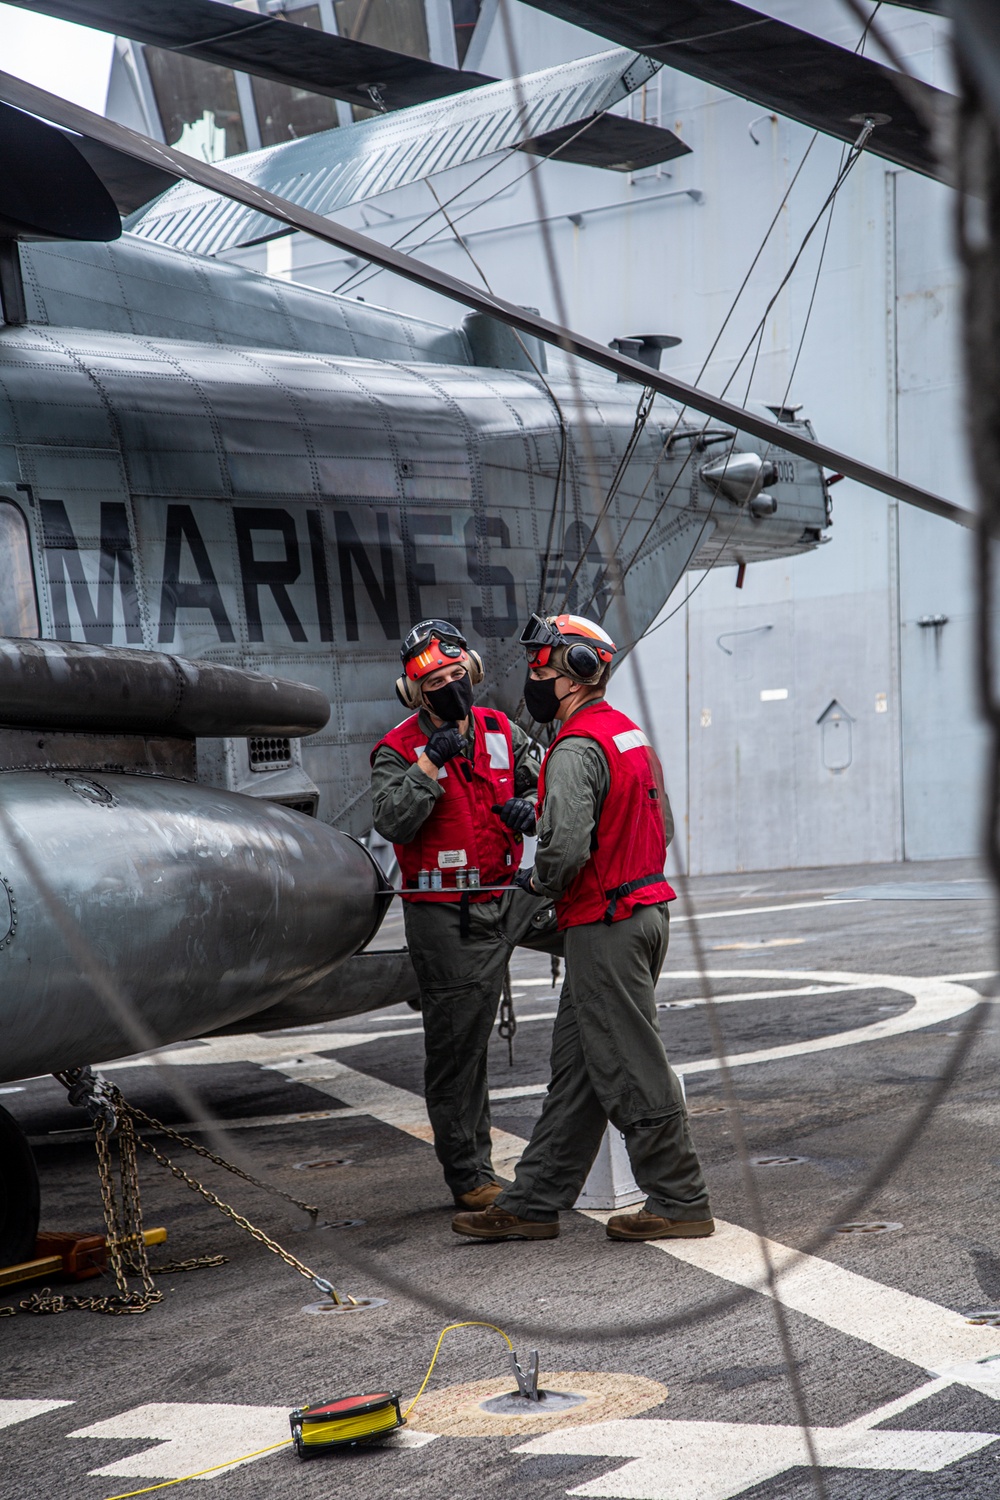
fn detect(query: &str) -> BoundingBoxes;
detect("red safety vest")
[372,706,520,903]
[536,700,676,930]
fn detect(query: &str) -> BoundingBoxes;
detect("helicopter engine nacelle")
[0,770,389,1083]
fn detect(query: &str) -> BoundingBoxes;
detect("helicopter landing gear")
[0,1101,39,1265]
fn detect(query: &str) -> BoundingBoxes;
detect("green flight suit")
[371,711,540,1198]
[495,709,711,1223]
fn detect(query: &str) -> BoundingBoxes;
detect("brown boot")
[453,1182,503,1211]
[607,1209,715,1241]
[452,1204,559,1240]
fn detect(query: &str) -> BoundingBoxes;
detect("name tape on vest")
[612,728,651,754]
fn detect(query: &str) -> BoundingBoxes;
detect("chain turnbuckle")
[497,967,517,1067]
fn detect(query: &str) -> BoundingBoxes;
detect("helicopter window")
[144,47,248,161]
[0,502,39,639]
[252,8,340,147]
[334,0,430,119]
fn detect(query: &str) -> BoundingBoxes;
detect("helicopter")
[0,0,966,1260]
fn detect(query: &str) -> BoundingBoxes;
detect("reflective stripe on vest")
[373,706,520,902]
[536,701,676,930]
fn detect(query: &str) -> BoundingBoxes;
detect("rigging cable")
[637,135,861,642]
[589,116,876,628]
[421,177,571,617]
[331,110,611,300]
[587,2,886,623]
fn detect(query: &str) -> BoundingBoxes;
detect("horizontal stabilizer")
[520,112,691,171]
[520,0,953,182]
[126,48,670,256]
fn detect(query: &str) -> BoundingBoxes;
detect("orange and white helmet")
[519,612,617,684]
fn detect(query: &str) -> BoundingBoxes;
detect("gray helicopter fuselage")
[0,229,828,1087]
[3,234,828,839]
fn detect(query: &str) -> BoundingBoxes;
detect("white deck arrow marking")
[0,1399,73,1430]
[68,1402,289,1479]
[518,1376,999,1499]
[516,1416,999,1500]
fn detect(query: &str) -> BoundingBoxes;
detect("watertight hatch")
[817,698,854,772]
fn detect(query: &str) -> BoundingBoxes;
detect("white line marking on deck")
[671,899,861,923]
[94,969,1000,1403]
[68,1402,289,1480]
[515,1396,999,1500]
[631,1218,1000,1372]
[102,969,982,1080]
[0,1399,74,1431]
[247,1017,1000,1384]
[663,969,984,1077]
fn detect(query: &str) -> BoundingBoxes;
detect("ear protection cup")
[467,650,484,685]
[395,674,422,709]
[565,642,601,681]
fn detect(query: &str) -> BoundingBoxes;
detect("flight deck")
[2,857,998,1500]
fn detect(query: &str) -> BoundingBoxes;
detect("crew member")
[452,613,713,1242]
[371,620,540,1211]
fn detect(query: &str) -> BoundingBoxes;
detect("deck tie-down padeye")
[479,1348,588,1415]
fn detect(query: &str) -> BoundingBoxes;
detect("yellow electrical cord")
[103,1441,292,1500]
[300,1402,401,1445]
[401,1320,513,1420]
[103,1320,513,1500]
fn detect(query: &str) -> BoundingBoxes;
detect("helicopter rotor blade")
[0,67,972,529]
[518,0,953,183]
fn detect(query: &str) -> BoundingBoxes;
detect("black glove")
[424,724,464,768]
[492,797,537,835]
[512,867,537,893]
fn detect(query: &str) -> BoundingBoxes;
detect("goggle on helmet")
[520,613,617,683]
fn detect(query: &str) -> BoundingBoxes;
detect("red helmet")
[395,619,484,708]
[401,619,469,683]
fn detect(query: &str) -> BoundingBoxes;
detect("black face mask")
[424,672,473,722]
[523,672,566,724]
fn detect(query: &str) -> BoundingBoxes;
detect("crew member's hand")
[424,724,464,768]
[492,797,537,835]
[512,867,537,894]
